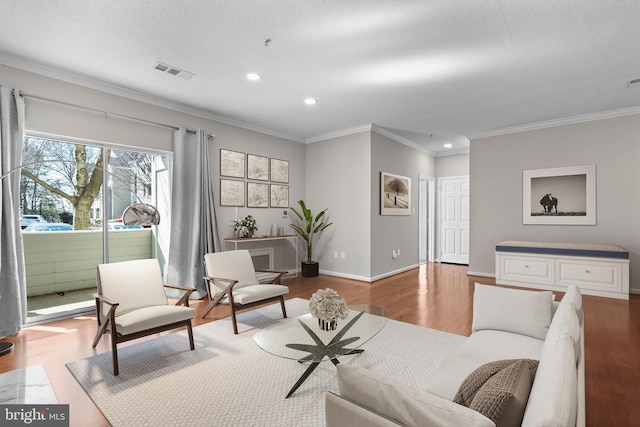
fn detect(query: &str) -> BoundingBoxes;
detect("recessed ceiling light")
[304,98,318,105]
[246,73,261,81]
[444,143,453,148]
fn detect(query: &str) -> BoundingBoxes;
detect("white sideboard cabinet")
[495,241,629,300]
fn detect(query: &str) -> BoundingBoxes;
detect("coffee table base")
[286,349,364,398]
[284,312,366,398]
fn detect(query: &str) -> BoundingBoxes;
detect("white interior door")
[439,176,469,265]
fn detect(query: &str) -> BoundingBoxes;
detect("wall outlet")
[282,210,288,218]
[392,250,398,259]
[397,248,401,256]
[340,251,346,259]
[334,251,338,259]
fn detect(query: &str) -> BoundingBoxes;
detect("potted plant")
[290,200,332,277]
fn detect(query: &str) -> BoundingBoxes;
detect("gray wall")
[305,132,372,279]
[469,115,640,293]
[371,132,436,279]
[435,153,469,178]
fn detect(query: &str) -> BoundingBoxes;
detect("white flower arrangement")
[309,288,349,321]
[232,215,257,238]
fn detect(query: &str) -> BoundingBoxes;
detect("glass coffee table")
[254,305,388,398]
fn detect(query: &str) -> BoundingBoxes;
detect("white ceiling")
[2,0,640,155]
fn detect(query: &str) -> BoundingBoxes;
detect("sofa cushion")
[546,301,581,360]
[454,359,538,427]
[472,284,553,340]
[521,334,578,427]
[336,364,495,427]
[559,284,583,325]
[424,330,544,400]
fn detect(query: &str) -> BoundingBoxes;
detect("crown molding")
[305,124,374,143]
[0,51,305,144]
[469,106,640,140]
[306,123,442,157]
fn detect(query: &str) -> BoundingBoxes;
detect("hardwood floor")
[1,262,638,426]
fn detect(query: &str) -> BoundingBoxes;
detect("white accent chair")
[92,258,196,375]
[202,250,289,334]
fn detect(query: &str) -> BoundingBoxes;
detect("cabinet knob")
[585,270,591,274]
[524,265,529,269]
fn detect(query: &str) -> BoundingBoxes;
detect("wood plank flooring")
[1,262,638,426]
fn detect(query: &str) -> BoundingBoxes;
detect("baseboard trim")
[370,264,421,282]
[630,288,640,295]
[467,271,495,278]
[318,270,372,283]
[319,263,421,283]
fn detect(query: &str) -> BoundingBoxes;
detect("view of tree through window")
[21,136,165,229]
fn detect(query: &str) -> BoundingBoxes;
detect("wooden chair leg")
[231,306,239,335]
[92,321,108,348]
[280,297,288,319]
[187,321,195,350]
[111,334,119,376]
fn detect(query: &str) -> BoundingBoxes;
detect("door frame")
[418,174,435,263]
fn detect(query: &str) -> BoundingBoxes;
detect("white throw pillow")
[472,284,553,340]
[336,364,495,427]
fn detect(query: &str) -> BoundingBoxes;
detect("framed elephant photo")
[522,164,596,225]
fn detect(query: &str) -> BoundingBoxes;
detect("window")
[21,135,170,323]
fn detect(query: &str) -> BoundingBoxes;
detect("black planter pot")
[301,261,319,277]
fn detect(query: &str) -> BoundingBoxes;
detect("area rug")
[67,298,467,426]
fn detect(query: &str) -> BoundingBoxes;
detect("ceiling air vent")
[154,62,195,80]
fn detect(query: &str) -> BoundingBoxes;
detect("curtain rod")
[16,90,214,138]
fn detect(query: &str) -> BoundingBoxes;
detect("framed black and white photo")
[220,149,245,178]
[270,184,289,208]
[523,164,596,225]
[247,182,269,208]
[220,179,245,207]
[270,158,289,183]
[247,154,269,181]
[380,171,411,215]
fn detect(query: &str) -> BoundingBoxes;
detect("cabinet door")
[500,255,554,285]
[556,259,621,292]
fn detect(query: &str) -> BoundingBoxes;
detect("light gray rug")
[67,298,467,426]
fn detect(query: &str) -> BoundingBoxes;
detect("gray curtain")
[167,128,220,298]
[0,86,26,338]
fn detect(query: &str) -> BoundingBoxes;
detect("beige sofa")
[325,284,585,427]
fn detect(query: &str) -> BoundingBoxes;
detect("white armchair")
[92,258,196,375]
[202,250,289,334]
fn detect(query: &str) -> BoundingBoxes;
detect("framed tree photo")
[220,149,245,178]
[270,158,289,183]
[247,154,269,181]
[380,171,411,215]
[220,179,245,207]
[247,182,269,208]
[270,184,289,208]
[523,164,596,225]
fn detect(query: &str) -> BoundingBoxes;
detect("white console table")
[224,235,298,278]
[495,241,629,300]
